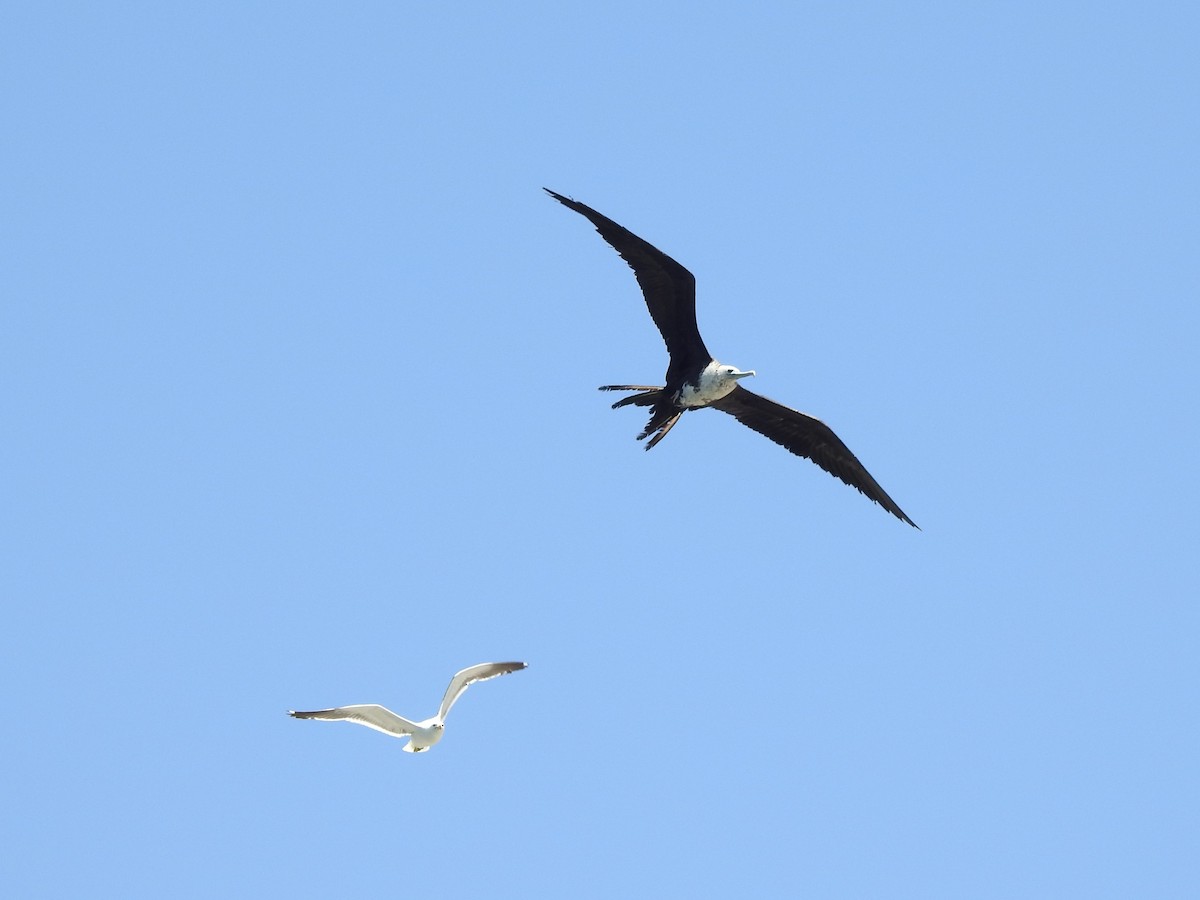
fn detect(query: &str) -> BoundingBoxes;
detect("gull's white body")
[288,661,526,753]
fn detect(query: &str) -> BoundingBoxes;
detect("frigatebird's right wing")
[545,189,712,381]
[710,385,918,527]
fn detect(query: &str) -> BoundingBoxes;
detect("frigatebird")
[546,188,917,528]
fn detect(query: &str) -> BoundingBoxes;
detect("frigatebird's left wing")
[545,189,712,381]
[710,385,918,527]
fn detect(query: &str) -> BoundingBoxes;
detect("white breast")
[405,721,446,752]
[676,360,741,407]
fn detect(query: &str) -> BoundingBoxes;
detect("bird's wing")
[545,189,712,379]
[288,705,419,737]
[438,661,528,721]
[709,385,917,527]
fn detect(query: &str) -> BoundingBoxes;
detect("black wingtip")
[886,496,919,529]
[886,504,920,529]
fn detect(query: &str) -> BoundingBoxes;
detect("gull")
[546,188,917,527]
[288,661,527,752]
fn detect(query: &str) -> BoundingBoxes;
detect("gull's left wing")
[438,661,528,721]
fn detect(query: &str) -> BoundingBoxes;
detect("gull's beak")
[734,370,756,379]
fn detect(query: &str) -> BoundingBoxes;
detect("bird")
[545,188,917,528]
[288,661,527,753]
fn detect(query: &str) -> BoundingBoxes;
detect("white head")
[716,364,756,382]
[680,360,757,407]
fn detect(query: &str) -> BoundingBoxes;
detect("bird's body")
[546,188,916,527]
[677,360,753,407]
[288,661,527,753]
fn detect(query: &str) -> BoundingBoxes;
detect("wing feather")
[438,661,528,721]
[288,705,418,737]
[710,385,917,527]
[546,189,711,381]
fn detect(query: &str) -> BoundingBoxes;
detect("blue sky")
[3,2,1198,896]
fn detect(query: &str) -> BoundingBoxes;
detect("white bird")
[288,661,527,753]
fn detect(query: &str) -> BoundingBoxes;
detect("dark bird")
[546,188,917,527]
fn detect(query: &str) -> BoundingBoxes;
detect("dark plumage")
[546,188,917,528]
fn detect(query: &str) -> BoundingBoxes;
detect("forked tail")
[598,385,683,450]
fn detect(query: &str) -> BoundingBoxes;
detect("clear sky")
[3,2,1198,897]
